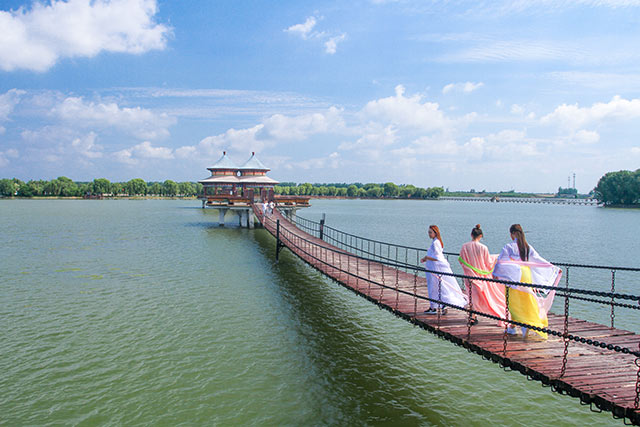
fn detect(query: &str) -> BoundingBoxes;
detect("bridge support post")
[248,209,255,229]
[218,208,228,226]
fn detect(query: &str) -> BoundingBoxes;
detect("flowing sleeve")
[433,240,445,261]
[492,244,518,281]
[482,244,497,271]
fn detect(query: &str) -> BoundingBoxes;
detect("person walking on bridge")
[420,225,467,315]
[492,224,561,339]
[458,224,505,326]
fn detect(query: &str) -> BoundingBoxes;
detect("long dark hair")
[510,224,529,261]
[471,224,483,239]
[429,225,444,248]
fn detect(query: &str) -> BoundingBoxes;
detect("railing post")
[610,269,616,328]
[319,213,325,240]
[276,219,281,261]
[560,267,570,377]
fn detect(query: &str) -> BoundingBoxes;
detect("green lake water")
[1,199,638,425]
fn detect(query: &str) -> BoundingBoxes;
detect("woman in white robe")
[420,225,468,314]
[492,224,562,339]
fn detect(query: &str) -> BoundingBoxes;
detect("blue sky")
[1,0,640,192]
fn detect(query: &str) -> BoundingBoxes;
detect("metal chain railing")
[258,209,640,359]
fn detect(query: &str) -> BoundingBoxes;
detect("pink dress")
[459,241,506,324]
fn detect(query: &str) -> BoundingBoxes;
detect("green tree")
[595,170,640,205]
[148,182,162,195]
[346,184,358,197]
[92,178,111,195]
[58,177,80,196]
[383,182,399,198]
[17,180,44,197]
[178,181,195,196]
[298,183,313,195]
[111,182,125,196]
[400,184,416,198]
[126,178,147,196]
[366,186,383,198]
[425,186,445,199]
[162,180,178,196]
[0,179,18,196]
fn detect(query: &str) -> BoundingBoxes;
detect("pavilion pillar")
[248,210,255,229]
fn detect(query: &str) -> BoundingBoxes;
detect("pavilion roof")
[239,152,270,171]
[198,175,240,185]
[238,175,279,185]
[207,151,239,170]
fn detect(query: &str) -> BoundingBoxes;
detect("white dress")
[425,239,468,309]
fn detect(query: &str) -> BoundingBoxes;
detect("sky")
[1,0,640,192]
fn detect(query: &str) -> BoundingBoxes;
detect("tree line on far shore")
[0,177,203,197]
[274,182,445,199]
[594,169,640,206]
[2,170,637,205]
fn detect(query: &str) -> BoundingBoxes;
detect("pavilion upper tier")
[198,152,279,189]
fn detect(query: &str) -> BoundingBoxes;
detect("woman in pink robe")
[458,224,506,325]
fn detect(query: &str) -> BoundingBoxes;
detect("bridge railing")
[258,209,640,420]
[291,213,640,328]
[263,213,640,359]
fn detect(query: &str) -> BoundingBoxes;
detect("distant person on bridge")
[269,200,275,215]
[458,224,505,326]
[493,224,562,339]
[262,201,268,217]
[420,225,468,315]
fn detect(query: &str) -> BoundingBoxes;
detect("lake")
[1,198,637,425]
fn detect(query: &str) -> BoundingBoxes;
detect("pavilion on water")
[198,152,310,227]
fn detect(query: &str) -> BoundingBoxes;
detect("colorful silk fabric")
[493,240,562,339]
[425,239,468,310]
[458,241,506,325]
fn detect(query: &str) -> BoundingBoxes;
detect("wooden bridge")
[440,196,599,205]
[251,204,640,425]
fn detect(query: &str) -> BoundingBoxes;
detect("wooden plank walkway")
[255,206,640,424]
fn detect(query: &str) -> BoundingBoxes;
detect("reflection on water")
[0,199,632,425]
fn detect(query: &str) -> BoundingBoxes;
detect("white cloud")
[258,107,344,140]
[52,96,176,139]
[325,34,346,54]
[442,81,484,94]
[362,85,449,132]
[285,16,317,39]
[285,15,347,54]
[631,147,640,155]
[541,95,640,129]
[0,0,170,72]
[289,152,341,170]
[339,125,397,151]
[0,148,19,167]
[197,125,266,158]
[511,104,525,114]
[114,140,174,164]
[392,135,460,157]
[572,129,600,145]
[0,89,25,121]
[71,132,103,158]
